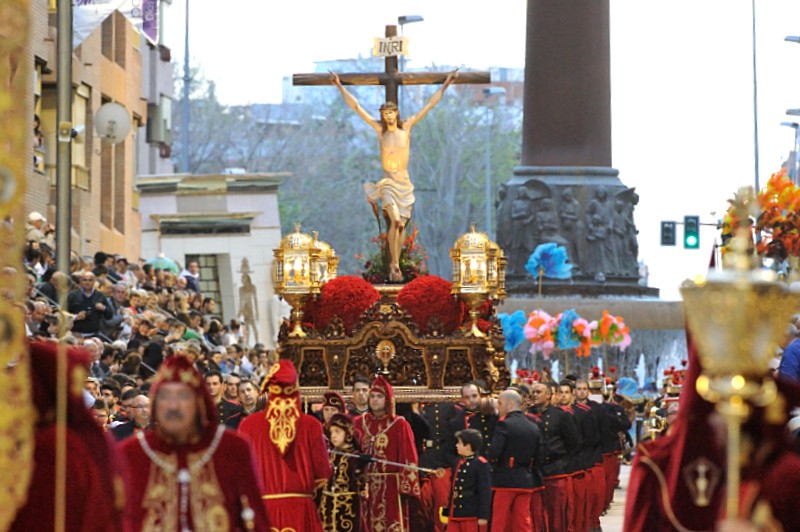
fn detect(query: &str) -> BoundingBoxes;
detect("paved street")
[600,463,630,531]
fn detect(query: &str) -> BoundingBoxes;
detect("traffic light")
[684,215,700,249]
[660,221,676,246]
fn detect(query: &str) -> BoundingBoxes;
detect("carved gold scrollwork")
[0,1,35,529]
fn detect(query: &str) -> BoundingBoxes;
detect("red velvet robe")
[625,335,800,531]
[120,425,269,531]
[355,412,421,532]
[10,426,123,532]
[239,411,331,531]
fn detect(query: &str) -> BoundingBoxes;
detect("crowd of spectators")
[21,211,277,440]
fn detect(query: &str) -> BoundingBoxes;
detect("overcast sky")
[163,1,800,300]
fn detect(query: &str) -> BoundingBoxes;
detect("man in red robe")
[239,359,332,531]
[625,334,800,531]
[120,355,269,531]
[11,341,123,532]
[355,376,421,532]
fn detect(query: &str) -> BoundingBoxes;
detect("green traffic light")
[683,215,700,249]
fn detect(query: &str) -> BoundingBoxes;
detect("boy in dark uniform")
[444,428,492,532]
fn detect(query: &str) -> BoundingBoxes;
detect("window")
[72,84,90,190]
[185,254,223,316]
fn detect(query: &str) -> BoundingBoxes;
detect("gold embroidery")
[682,457,721,508]
[268,383,298,396]
[265,396,300,454]
[187,449,229,532]
[320,455,358,532]
[142,456,179,531]
[71,365,86,398]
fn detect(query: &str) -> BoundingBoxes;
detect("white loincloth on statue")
[363,170,415,222]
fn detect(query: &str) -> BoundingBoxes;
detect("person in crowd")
[119,354,269,531]
[239,359,331,531]
[487,389,543,532]
[443,428,492,532]
[111,392,151,441]
[574,378,610,531]
[35,270,68,307]
[224,372,242,402]
[179,259,201,293]
[11,341,123,530]
[90,399,110,431]
[779,318,800,380]
[530,381,581,532]
[319,412,367,532]
[100,380,120,414]
[558,378,599,532]
[204,369,243,429]
[447,382,498,463]
[25,211,47,245]
[26,300,48,337]
[348,376,371,417]
[84,376,101,399]
[222,319,241,346]
[355,376,421,532]
[67,271,113,336]
[238,378,261,418]
[114,256,136,286]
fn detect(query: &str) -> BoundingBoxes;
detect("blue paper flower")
[498,310,527,352]
[616,377,643,402]
[525,243,573,280]
[557,309,581,350]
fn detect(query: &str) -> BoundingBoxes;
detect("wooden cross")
[293,24,490,106]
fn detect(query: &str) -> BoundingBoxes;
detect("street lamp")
[397,15,423,73]
[483,87,506,239]
[398,15,424,35]
[397,15,423,113]
[781,121,800,184]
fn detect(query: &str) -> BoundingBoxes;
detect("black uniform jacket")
[487,410,544,489]
[446,455,492,520]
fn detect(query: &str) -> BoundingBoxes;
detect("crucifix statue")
[294,24,490,282]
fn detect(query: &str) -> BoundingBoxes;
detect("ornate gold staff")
[0,0,36,529]
[680,188,799,518]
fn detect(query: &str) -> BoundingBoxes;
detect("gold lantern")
[312,231,339,284]
[680,189,800,517]
[450,225,507,337]
[273,225,337,337]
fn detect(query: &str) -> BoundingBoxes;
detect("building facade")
[28,0,174,262]
[137,172,288,348]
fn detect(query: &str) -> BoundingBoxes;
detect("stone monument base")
[498,165,657,298]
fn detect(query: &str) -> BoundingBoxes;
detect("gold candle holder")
[273,225,339,338]
[450,225,506,338]
[681,215,800,517]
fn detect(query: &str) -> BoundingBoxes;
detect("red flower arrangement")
[515,369,541,386]
[397,275,464,334]
[360,225,429,284]
[303,276,380,334]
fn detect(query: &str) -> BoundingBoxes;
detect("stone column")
[498,0,656,297]
[522,0,611,167]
